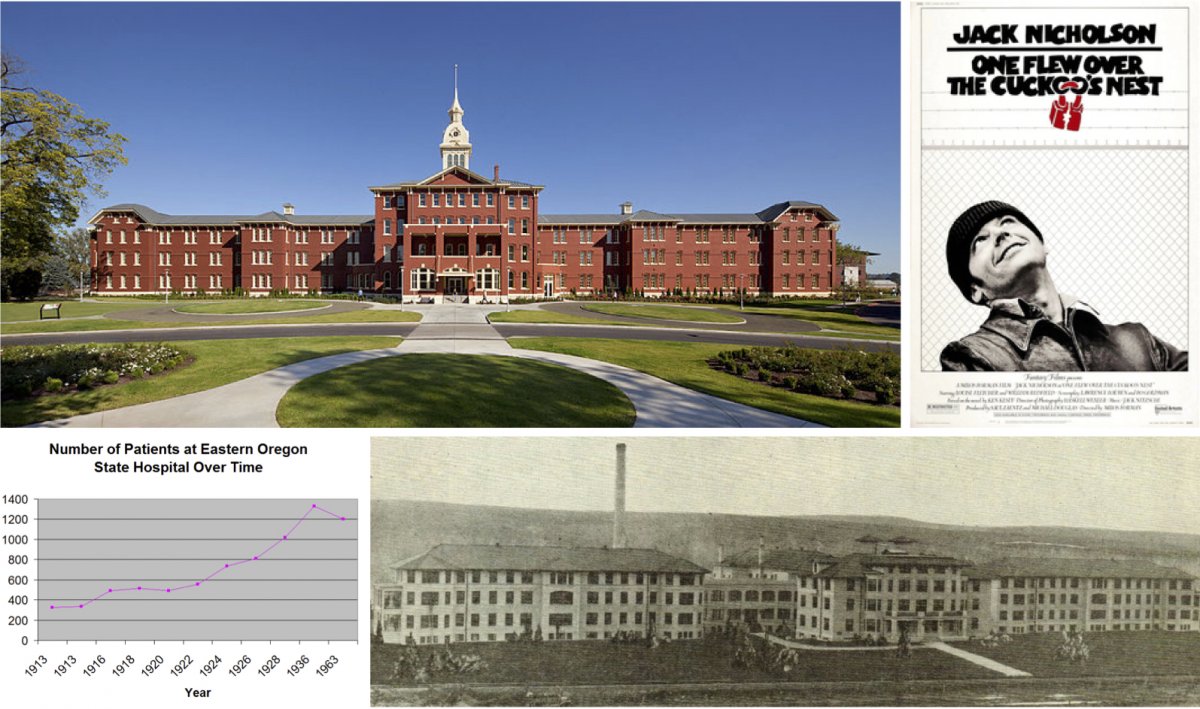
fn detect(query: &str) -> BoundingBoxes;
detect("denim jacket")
[941,297,1189,372]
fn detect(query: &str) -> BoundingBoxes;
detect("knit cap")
[946,201,1043,302]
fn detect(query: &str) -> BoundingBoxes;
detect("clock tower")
[440,65,472,171]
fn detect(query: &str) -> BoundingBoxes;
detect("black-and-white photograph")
[370,436,1200,706]
[940,200,1188,371]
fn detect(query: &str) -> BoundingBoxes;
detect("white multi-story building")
[965,558,1197,636]
[376,544,707,645]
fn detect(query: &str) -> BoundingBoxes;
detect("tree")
[1,53,127,299]
[40,227,92,297]
[835,241,871,305]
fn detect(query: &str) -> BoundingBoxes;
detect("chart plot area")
[37,499,357,641]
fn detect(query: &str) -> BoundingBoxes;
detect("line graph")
[36,499,357,641]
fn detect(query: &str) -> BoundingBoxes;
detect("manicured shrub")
[710,345,900,406]
[1,343,186,400]
[43,377,64,393]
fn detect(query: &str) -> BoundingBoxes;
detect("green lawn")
[0,300,154,322]
[950,631,1200,678]
[371,638,992,687]
[276,354,635,427]
[173,299,328,314]
[0,308,420,334]
[711,303,899,339]
[1,336,401,426]
[487,310,637,326]
[582,303,744,324]
[512,338,899,427]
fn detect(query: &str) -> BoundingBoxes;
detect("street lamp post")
[164,271,170,304]
[739,274,745,311]
[399,265,404,312]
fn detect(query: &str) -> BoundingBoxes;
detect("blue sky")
[3,2,900,272]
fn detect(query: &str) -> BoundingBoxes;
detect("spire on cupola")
[440,64,472,171]
[449,64,463,121]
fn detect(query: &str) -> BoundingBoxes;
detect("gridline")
[920,148,1188,371]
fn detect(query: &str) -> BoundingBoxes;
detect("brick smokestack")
[494,164,500,181]
[612,443,627,549]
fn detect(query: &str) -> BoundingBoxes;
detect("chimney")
[757,536,765,578]
[494,164,500,181]
[620,201,633,216]
[282,203,295,216]
[717,545,724,564]
[612,443,627,550]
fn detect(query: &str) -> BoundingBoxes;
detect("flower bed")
[1,343,188,400]
[711,345,899,405]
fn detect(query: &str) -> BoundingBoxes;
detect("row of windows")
[707,589,795,603]
[999,592,1189,606]
[780,274,826,290]
[548,227,607,245]
[994,577,1192,590]
[410,192,531,209]
[706,607,794,622]
[399,569,697,586]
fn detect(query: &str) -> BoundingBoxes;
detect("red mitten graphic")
[1066,96,1083,132]
[1050,95,1068,129]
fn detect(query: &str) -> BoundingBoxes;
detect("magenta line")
[312,505,346,521]
[281,507,315,539]
[46,503,349,611]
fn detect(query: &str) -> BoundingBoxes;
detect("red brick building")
[89,87,841,301]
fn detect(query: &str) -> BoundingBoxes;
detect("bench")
[418,296,435,304]
[39,303,62,320]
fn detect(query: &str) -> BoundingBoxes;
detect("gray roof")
[816,552,972,578]
[723,548,835,572]
[395,544,708,575]
[541,202,839,227]
[369,165,542,190]
[672,213,766,225]
[756,200,839,223]
[93,203,372,227]
[539,214,625,225]
[965,558,1195,581]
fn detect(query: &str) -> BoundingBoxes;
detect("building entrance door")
[445,276,467,296]
[543,275,554,298]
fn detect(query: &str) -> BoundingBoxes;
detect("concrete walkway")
[757,633,923,652]
[33,302,820,428]
[926,642,1032,677]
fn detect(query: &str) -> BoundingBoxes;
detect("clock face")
[451,128,461,138]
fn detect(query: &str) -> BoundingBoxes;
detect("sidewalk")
[925,642,1032,677]
[31,303,822,428]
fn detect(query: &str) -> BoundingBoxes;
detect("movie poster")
[911,1,1197,427]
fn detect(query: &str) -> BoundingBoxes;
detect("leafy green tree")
[1,53,127,299]
[40,227,92,297]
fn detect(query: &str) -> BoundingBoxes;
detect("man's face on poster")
[966,214,1046,303]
